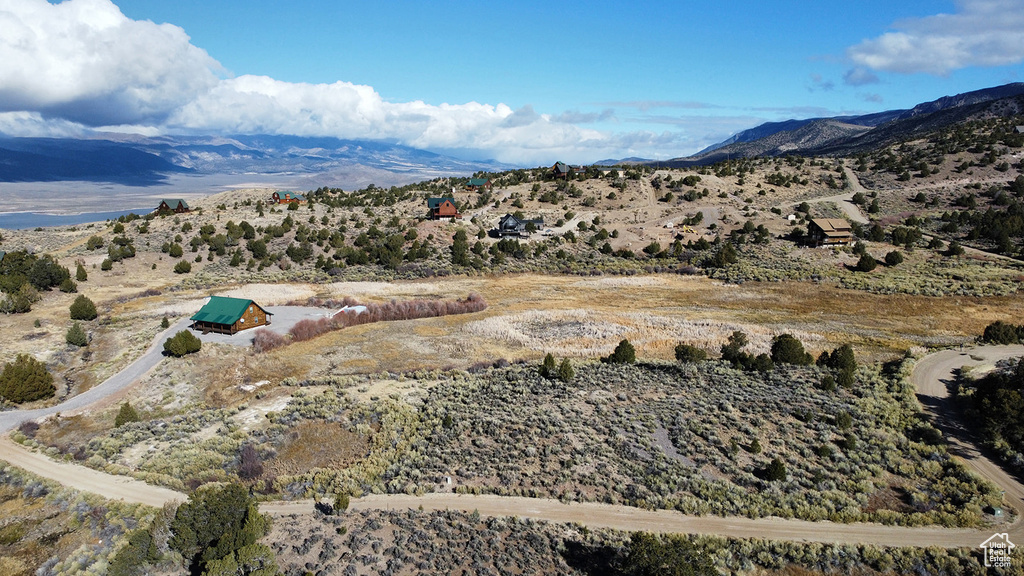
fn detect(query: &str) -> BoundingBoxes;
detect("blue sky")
[1,0,1023,164]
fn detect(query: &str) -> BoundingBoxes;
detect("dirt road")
[775,168,869,225]
[0,435,183,507]
[911,345,1024,518]
[263,493,990,548]
[3,338,1023,550]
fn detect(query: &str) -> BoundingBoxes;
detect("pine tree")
[163,330,201,357]
[75,262,88,282]
[854,253,877,272]
[451,229,470,266]
[765,457,787,481]
[0,354,55,403]
[603,339,636,364]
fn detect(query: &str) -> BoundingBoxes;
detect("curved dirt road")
[3,340,1023,549]
[911,345,1024,519]
[775,168,869,225]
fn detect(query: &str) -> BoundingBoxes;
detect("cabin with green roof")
[466,178,492,192]
[156,199,190,214]
[427,197,462,220]
[190,296,272,335]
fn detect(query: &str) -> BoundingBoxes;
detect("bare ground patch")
[266,420,368,477]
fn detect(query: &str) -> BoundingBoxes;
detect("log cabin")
[190,296,273,335]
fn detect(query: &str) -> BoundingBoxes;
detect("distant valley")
[0,134,510,215]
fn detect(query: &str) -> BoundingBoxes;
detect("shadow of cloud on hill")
[0,138,190,186]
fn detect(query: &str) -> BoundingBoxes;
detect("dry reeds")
[256,293,487,352]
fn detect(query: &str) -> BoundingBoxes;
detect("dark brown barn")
[190,296,273,335]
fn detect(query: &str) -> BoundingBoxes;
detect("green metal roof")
[190,296,270,325]
[427,197,456,209]
[467,178,490,186]
[159,199,189,210]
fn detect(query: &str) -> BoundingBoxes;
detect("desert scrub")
[68,384,403,492]
[75,407,247,488]
[381,360,999,526]
[274,396,426,499]
[707,242,1023,296]
[269,507,610,576]
[265,506,1000,576]
[0,463,163,576]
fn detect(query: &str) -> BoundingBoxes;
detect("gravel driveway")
[191,305,339,346]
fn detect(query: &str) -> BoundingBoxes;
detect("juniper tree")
[66,321,88,347]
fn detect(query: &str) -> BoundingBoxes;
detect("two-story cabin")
[552,162,573,179]
[466,178,493,192]
[807,218,854,246]
[496,213,544,237]
[427,197,462,220]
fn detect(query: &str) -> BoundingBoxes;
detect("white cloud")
[0,0,221,125]
[847,0,1024,75]
[0,0,702,164]
[554,109,616,124]
[0,112,87,138]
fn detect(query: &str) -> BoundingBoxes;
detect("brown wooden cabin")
[427,197,462,220]
[466,178,493,192]
[552,162,572,179]
[190,296,273,335]
[807,218,854,246]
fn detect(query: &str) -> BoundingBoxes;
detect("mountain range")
[2,83,1023,189]
[0,134,510,189]
[662,82,1024,167]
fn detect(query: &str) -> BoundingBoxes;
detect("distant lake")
[0,209,150,230]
